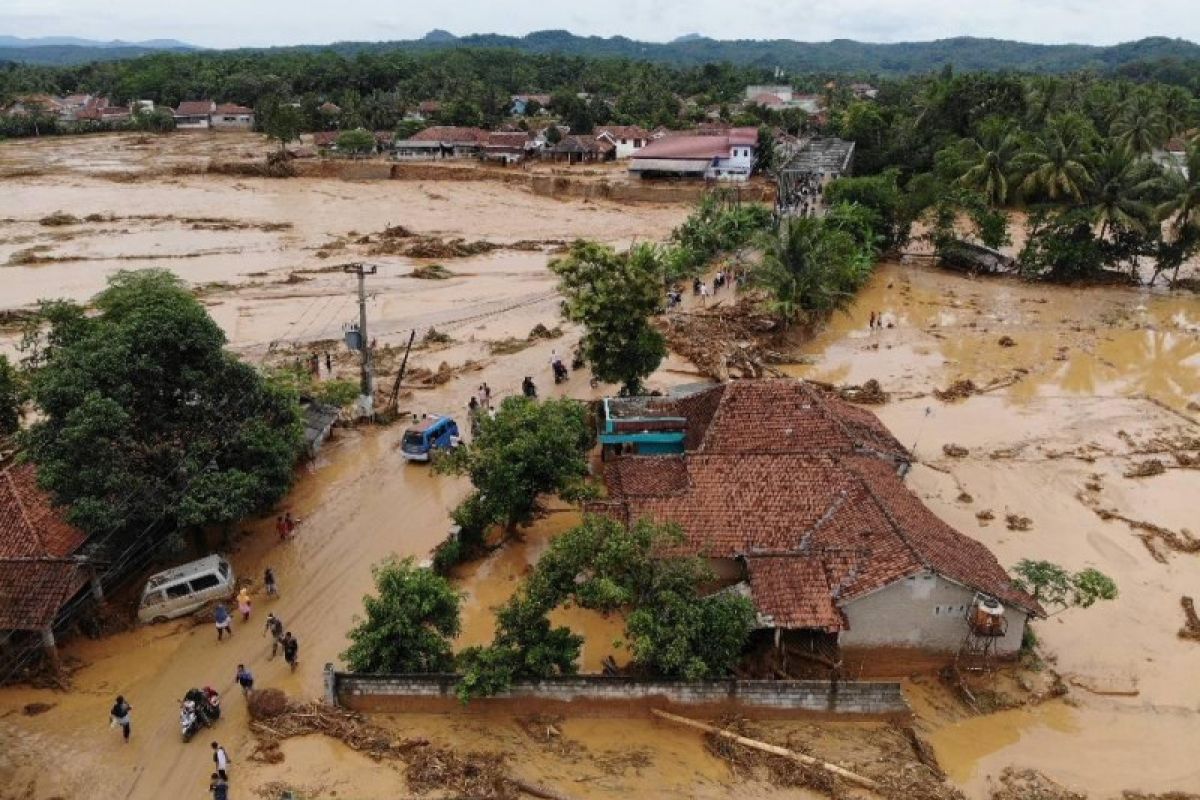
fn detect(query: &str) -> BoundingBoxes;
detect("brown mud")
[1,133,1198,800]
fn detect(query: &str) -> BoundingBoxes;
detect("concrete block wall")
[325,665,908,719]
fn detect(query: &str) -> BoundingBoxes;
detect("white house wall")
[838,571,1026,655]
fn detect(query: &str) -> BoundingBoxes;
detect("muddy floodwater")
[2,133,1199,800]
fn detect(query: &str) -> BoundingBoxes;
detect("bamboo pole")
[650,709,878,791]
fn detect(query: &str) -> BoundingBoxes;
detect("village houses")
[628,126,758,181]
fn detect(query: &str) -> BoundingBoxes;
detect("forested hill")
[1,30,1198,73]
[313,32,1200,75]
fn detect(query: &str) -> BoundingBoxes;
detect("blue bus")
[401,415,460,462]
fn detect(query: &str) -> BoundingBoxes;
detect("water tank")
[969,596,1006,637]
[344,327,363,351]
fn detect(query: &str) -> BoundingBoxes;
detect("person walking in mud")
[282,632,299,672]
[522,376,537,399]
[235,663,254,696]
[237,587,252,622]
[284,511,297,538]
[109,695,132,743]
[868,311,876,331]
[211,741,230,781]
[264,612,284,658]
[324,351,332,374]
[209,772,229,800]
[481,382,492,409]
[275,514,288,542]
[214,603,232,641]
[264,567,278,597]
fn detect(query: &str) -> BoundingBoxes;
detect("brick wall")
[325,665,909,719]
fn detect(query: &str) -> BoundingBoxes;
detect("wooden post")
[650,709,878,790]
[40,628,60,671]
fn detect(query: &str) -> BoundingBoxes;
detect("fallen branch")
[509,777,577,800]
[649,708,877,790]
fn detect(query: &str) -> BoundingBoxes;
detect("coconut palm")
[955,130,1023,206]
[1156,145,1200,238]
[1086,143,1159,239]
[1110,93,1170,155]
[753,217,871,324]
[1016,117,1095,203]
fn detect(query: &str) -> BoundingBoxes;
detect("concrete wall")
[327,668,908,720]
[838,571,1026,656]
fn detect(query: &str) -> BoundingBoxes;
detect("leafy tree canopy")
[343,556,462,673]
[21,269,304,548]
[550,240,667,395]
[1012,559,1118,612]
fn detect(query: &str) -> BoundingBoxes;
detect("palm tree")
[1086,143,1159,240]
[955,131,1022,206]
[1154,145,1200,284]
[1110,93,1169,156]
[1016,117,1095,203]
[753,218,871,324]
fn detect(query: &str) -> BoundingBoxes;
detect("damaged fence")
[324,664,909,719]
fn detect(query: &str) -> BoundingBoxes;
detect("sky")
[3,0,1199,50]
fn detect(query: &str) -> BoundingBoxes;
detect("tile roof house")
[407,126,490,157]
[547,134,614,164]
[481,131,534,164]
[594,125,651,159]
[0,463,97,661]
[174,100,216,129]
[211,103,255,130]
[590,380,1042,673]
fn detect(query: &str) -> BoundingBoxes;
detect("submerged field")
[0,132,1198,800]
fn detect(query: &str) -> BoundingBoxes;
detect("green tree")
[1086,142,1158,239]
[263,102,303,152]
[1012,559,1118,613]
[335,128,376,156]
[435,396,592,533]
[342,557,462,673]
[753,216,874,324]
[1110,92,1169,155]
[550,240,666,395]
[823,171,907,248]
[1017,208,1106,281]
[952,127,1023,206]
[1016,115,1095,202]
[0,355,20,436]
[22,269,303,548]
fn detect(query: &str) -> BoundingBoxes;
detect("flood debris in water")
[944,443,970,458]
[1123,459,1166,478]
[988,767,1085,800]
[1005,513,1034,531]
[1177,597,1200,643]
[835,378,889,404]
[934,379,978,402]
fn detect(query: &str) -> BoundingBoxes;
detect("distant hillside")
[0,36,197,65]
[313,31,1200,75]
[2,30,1198,74]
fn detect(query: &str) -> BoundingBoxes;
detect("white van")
[137,555,236,624]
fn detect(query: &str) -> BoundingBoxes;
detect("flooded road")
[2,133,1199,799]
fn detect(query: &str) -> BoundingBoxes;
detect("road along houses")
[590,379,1043,676]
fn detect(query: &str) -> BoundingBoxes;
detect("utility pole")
[343,263,378,415]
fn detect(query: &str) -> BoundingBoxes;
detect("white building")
[174,100,215,130]
[595,125,651,159]
[628,127,759,181]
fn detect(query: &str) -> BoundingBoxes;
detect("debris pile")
[38,211,80,226]
[837,379,889,405]
[410,264,454,280]
[998,335,1017,347]
[988,767,1085,800]
[934,379,978,402]
[943,443,970,458]
[660,298,786,381]
[1005,513,1034,531]
[1124,459,1166,478]
[1178,596,1200,642]
[246,691,525,799]
[527,323,563,340]
[702,718,840,796]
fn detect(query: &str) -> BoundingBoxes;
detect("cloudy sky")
[4,0,1199,49]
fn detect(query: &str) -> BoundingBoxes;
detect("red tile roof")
[0,558,89,631]
[175,100,215,116]
[417,100,442,114]
[214,103,253,115]
[748,556,844,631]
[484,131,531,149]
[409,126,489,144]
[0,463,87,560]
[0,464,91,632]
[596,125,650,141]
[312,131,338,146]
[593,380,1041,629]
[751,92,785,106]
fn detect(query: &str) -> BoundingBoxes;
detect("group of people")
[688,269,739,306]
[275,512,298,542]
[780,170,825,218]
[209,741,231,799]
[867,310,891,331]
[264,612,300,670]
